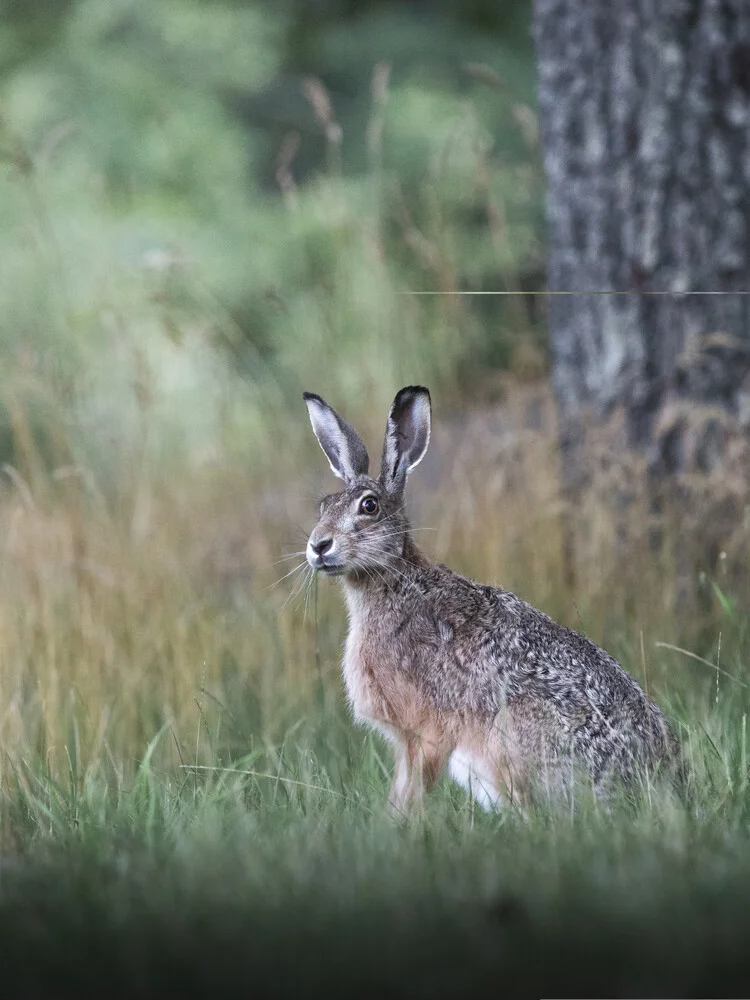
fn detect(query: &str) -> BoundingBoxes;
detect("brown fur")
[342,569,539,815]
[303,387,679,817]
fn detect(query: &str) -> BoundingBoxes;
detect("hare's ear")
[303,392,369,484]
[380,385,431,495]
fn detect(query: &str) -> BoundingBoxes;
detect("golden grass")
[0,373,741,799]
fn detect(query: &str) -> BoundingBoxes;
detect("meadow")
[1,360,750,995]
[2,9,750,991]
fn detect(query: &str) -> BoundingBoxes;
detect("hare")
[303,386,679,816]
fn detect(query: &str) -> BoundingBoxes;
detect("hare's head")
[303,386,431,577]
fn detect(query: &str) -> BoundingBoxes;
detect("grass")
[0,401,750,994]
[0,315,748,995]
[1,691,750,996]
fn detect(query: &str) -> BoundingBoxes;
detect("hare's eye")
[360,496,379,516]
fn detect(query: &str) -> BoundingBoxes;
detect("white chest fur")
[341,584,411,750]
[341,583,372,721]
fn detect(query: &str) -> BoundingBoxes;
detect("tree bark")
[533,0,750,485]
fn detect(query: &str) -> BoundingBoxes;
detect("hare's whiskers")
[302,568,317,622]
[272,550,308,565]
[267,560,308,590]
[280,564,315,612]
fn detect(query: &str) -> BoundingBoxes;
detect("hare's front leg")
[387,740,413,818]
[387,734,448,819]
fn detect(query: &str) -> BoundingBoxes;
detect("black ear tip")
[396,384,430,398]
[303,391,324,404]
[393,385,431,410]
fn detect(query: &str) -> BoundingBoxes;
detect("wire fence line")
[401,290,750,296]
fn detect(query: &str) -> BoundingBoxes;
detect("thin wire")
[400,290,750,296]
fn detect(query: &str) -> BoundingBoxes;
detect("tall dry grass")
[0,369,743,807]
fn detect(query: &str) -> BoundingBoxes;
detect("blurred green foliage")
[0,0,542,479]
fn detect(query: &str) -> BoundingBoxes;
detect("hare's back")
[429,568,636,693]
[426,568,657,731]
[482,587,678,777]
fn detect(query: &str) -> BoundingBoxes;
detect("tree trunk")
[533,0,750,485]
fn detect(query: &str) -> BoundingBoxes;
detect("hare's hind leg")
[448,749,503,812]
[448,722,531,815]
[387,732,450,819]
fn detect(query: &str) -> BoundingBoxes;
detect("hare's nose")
[311,537,333,556]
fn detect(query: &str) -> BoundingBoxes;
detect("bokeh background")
[0,0,557,780]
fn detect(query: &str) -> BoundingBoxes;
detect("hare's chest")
[341,603,422,736]
[342,620,386,723]
[342,590,380,718]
